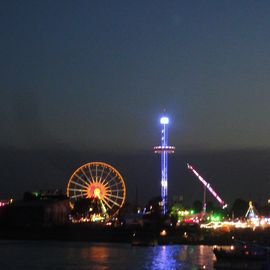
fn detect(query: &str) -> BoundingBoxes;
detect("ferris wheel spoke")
[107,188,125,193]
[98,165,105,183]
[106,193,124,200]
[75,173,90,187]
[101,197,112,209]
[81,168,92,184]
[68,188,88,193]
[106,192,124,199]
[95,164,98,181]
[70,180,88,189]
[103,198,114,209]
[100,169,112,185]
[103,195,120,207]
[104,174,118,187]
[70,194,85,199]
[107,182,121,189]
[88,165,95,182]
[107,188,125,194]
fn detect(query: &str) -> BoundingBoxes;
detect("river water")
[0,240,216,270]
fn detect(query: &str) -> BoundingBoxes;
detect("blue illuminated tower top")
[154,115,175,215]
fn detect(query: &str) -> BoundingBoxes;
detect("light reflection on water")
[144,245,215,270]
[0,240,215,270]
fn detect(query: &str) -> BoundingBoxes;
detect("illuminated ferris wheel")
[67,162,126,218]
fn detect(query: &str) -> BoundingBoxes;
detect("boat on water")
[213,241,270,269]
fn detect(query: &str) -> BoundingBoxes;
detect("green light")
[190,210,194,215]
[210,215,221,222]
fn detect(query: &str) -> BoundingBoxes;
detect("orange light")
[160,230,167,236]
[87,183,107,199]
[94,188,101,198]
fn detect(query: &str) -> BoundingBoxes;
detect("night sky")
[1,1,270,206]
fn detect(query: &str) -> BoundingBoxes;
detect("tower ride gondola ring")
[67,162,126,218]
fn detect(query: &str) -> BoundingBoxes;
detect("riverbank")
[1,223,270,246]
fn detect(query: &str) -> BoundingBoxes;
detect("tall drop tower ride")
[154,115,175,215]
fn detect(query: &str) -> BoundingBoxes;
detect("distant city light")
[160,117,169,124]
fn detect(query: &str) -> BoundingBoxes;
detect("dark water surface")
[0,240,215,270]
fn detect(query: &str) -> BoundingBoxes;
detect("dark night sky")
[1,1,270,206]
